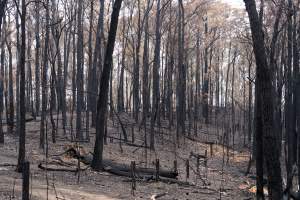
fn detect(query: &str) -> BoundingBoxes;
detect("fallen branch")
[50,147,178,179]
[109,104,128,141]
[151,192,167,200]
[0,163,17,167]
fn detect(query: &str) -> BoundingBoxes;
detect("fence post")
[131,161,136,196]
[155,159,160,181]
[186,159,189,181]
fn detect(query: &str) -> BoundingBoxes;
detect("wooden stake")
[173,160,177,173]
[204,150,208,167]
[210,143,213,157]
[196,156,200,173]
[131,161,136,196]
[155,159,160,181]
[186,160,189,180]
[132,125,135,143]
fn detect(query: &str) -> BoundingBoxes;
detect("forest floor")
[0,113,255,200]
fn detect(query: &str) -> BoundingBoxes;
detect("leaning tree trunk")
[91,0,123,170]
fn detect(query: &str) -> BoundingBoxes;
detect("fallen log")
[102,160,177,179]
[0,163,17,167]
[38,163,87,172]
[63,147,178,179]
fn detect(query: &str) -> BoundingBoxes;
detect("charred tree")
[91,0,123,170]
[16,0,27,172]
[244,0,283,198]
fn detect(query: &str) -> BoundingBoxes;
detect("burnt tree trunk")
[76,0,84,140]
[40,0,50,150]
[176,0,186,140]
[150,0,161,150]
[244,0,283,199]
[17,0,26,172]
[35,0,40,116]
[91,0,123,170]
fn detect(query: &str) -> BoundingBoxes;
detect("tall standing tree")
[0,0,6,143]
[244,0,283,198]
[0,0,7,33]
[90,0,105,127]
[176,0,186,140]
[16,0,26,172]
[40,0,50,149]
[150,0,161,150]
[202,16,209,124]
[86,0,94,141]
[6,27,14,135]
[142,0,152,129]
[132,0,142,122]
[0,26,4,144]
[35,0,40,116]
[76,0,84,140]
[91,0,123,170]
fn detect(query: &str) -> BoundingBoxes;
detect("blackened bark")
[90,0,105,127]
[286,0,294,193]
[133,0,142,122]
[244,0,283,199]
[142,0,151,125]
[35,0,40,116]
[76,0,84,140]
[6,36,14,134]
[91,0,123,170]
[22,161,30,200]
[15,0,20,137]
[17,0,26,172]
[40,0,50,150]
[0,35,4,143]
[0,0,7,38]
[117,14,127,112]
[202,17,209,124]
[150,0,161,150]
[86,0,94,141]
[176,0,186,139]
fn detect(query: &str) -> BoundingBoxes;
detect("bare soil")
[0,114,254,200]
